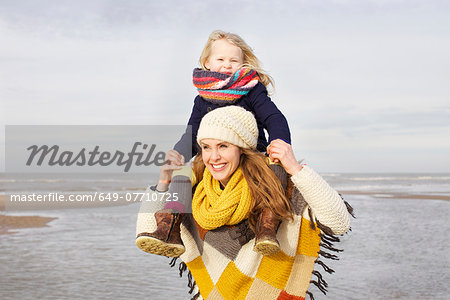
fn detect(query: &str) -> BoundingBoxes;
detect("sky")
[1,0,449,173]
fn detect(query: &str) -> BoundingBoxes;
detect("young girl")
[174,30,290,159]
[140,30,292,257]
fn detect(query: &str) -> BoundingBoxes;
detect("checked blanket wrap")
[136,165,353,300]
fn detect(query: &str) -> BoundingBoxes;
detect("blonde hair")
[192,148,293,230]
[199,30,275,94]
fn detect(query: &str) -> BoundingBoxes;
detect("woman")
[136,106,352,299]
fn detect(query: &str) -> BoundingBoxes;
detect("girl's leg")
[136,166,192,257]
[253,161,287,255]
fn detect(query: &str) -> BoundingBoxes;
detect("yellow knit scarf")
[192,167,252,230]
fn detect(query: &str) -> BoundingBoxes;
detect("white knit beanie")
[197,106,258,149]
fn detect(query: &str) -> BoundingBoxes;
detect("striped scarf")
[193,67,259,104]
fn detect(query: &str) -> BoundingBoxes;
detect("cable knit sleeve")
[290,165,350,235]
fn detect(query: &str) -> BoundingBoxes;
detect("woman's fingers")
[161,163,182,171]
[165,149,184,166]
[267,139,302,175]
[268,140,290,158]
[160,150,183,180]
[267,140,286,163]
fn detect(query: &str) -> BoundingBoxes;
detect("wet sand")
[0,214,57,235]
[1,195,56,235]
[0,195,57,235]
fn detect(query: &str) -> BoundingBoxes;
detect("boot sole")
[254,240,280,256]
[136,236,185,257]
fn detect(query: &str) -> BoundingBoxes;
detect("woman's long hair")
[192,148,293,230]
[199,30,275,94]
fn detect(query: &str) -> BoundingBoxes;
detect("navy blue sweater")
[174,82,291,160]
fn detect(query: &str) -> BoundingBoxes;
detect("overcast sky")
[1,0,449,173]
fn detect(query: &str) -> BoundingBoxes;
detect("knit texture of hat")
[197,106,258,149]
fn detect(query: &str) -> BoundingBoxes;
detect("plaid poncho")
[136,165,352,299]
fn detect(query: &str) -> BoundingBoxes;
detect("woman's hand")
[267,139,303,176]
[157,149,184,191]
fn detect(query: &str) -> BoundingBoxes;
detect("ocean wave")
[348,176,450,181]
[1,179,69,183]
[65,178,141,183]
[1,178,146,183]
[30,179,67,183]
[348,177,401,181]
[372,194,395,198]
[119,187,145,191]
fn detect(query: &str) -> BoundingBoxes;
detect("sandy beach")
[0,195,4,211]
[0,214,57,235]
[0,195,57,235]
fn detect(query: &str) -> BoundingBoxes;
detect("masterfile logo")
[5,125,191,173]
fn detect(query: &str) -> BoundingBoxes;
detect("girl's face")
[200,138,241,187]
[205,39,244,76]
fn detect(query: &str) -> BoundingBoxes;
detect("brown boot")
[136,209,185,257]
[253,208,281,256]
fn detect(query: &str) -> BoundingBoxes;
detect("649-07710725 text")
[8,192,179,203]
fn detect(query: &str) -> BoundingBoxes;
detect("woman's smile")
[211,163,226,170]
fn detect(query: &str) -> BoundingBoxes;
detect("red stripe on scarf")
[230,73,256,89]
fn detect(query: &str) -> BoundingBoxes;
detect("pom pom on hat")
[197,106,258,149]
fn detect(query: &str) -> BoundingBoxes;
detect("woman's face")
[200,138,241,187]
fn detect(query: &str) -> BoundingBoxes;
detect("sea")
[0,173,449,300]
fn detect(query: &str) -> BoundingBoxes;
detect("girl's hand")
[267,139,303,176]
[158,150,184,191]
